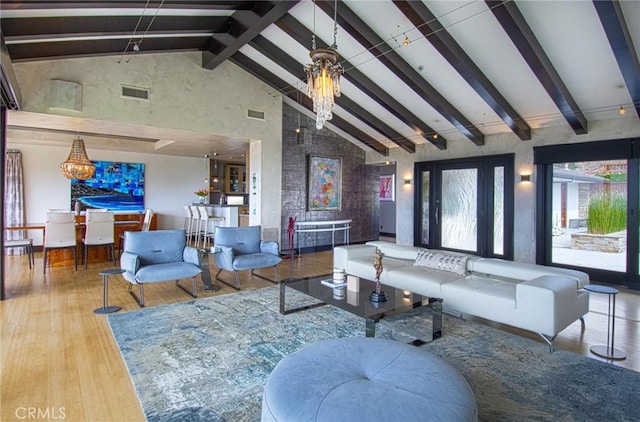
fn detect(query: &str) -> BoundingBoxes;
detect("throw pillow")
[413,249,469,275]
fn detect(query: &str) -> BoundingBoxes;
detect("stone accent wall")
[281,103,379,252]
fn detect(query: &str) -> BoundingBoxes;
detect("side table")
[583,284,626,360]
[200,247,221,292]
[94,268,125,315]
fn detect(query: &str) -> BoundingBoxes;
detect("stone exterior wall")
[281,103,379,252]
[571,231,626,253]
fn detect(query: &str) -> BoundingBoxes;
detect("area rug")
[108,287,639,422]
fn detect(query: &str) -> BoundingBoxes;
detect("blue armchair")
[120,229,202,307]
[214,225,283,290]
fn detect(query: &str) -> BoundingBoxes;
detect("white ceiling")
[1,0,639,158]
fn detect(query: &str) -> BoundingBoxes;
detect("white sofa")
[333,241,590,351]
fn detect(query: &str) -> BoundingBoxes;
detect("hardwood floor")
[1,250,639,421]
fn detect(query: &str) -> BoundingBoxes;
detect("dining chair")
[82,211,115,269]
[140,208,154,231]
[5,238,35,269]
[118,208,153,255]
[43,211,77,273]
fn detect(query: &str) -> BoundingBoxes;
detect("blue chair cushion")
[215,226,261,255]
[232,253,282,271]
[124,229,186,265]
[134,262,201,283]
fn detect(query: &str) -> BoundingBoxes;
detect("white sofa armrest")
[515,275,586,337]
[333,245,376,271]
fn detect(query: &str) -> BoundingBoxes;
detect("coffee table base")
[590,345,626,360]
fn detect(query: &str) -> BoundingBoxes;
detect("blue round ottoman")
[261,337,477,421]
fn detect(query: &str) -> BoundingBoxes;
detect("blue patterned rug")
[108,287,639,421]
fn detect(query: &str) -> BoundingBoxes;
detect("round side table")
[94,268,125,315]
[583,284,626,360]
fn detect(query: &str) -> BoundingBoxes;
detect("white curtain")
[4,150,26,255]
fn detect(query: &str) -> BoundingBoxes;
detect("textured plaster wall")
[281,104,379,251]
[374,117,640,263]
[12,52,283,230]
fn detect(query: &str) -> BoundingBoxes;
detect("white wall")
[9,143,205,245]
[370,116,640,263]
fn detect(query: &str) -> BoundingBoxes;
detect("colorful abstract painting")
[379,174,395,201]
[71,161,145,211]
[308,155,341,211]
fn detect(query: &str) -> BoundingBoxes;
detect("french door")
[415,154,514,259]
[535,139,640,290]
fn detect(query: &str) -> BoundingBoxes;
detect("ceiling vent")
[247,108,265,120]
[121,85,149,101]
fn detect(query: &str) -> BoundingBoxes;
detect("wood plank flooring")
[1,250,638,421]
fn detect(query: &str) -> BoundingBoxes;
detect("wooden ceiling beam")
[486,0,588,134]
[316,0,484,146]
[593,0,640,119]
[394,0,532,140]
[202,1,297,70]
[231,53,389,156]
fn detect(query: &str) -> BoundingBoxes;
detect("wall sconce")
[520,174,532,182]
[404,178,412,185]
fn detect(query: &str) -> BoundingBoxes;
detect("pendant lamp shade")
[60,137,95,180]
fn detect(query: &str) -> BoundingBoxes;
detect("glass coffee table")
[280,275,442,345]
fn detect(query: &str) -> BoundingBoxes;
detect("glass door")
[415,154,513,258]
[438,166,479,253]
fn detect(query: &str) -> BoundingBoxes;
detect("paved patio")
[552,228,626,273]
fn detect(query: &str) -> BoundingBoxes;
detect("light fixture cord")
[311,0,317,50]
[332,0,338,49]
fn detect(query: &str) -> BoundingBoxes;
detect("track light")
[403,34,410,46]
[619,105,626,115]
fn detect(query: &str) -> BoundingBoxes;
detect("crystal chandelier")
[60,137,95,180]
[304,0,343,130]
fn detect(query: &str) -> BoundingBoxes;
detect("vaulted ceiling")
[1,0,639,158]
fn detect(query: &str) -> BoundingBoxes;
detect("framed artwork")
[379,174,395,201]
[71,161,145,211]
[308,155,341,211]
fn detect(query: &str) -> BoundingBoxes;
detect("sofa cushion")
[346,256,412,283]
[366,241,420,261]
[413,249,469,275]
[470,258,589,289]
[386,266,464,297]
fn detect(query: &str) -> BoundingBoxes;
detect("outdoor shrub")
[587,191,626,234]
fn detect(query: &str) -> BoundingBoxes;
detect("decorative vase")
[198,196,205,204]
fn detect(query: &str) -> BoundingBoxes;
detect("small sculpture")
[369,247,388,303]
[287,216,297,252]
